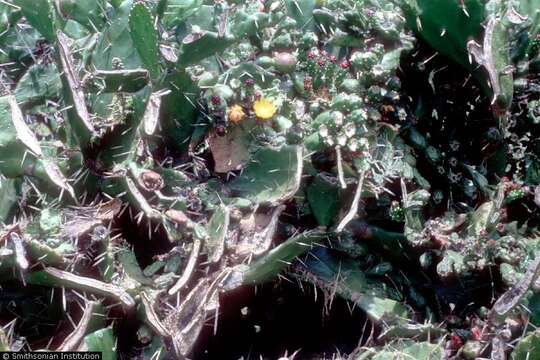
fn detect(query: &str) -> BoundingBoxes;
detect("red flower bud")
[215,124,226,136]
[211,95,221,106]
[471,327,483,341]
[450,334,463,350]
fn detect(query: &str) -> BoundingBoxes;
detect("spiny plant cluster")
[1,0,540,359]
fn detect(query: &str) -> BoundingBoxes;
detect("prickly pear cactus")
[2,0,540,358]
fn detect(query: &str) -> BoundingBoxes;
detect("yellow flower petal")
[228,105,245,124]
[253,99,276,120]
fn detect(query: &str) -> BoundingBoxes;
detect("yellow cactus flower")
[253,98,276,120]
[228,104,245,124]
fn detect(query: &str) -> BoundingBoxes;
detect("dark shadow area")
[398,38,496,212]
[192,281,368,360]
[0,283,62,349]
[115,207,174,268]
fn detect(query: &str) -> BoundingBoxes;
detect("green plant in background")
[1,0,540,358]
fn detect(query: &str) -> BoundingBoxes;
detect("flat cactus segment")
[0,96,76,199]
[161,0,203,27]
[361,340,444,360]
[117,247,154,287]
[14,0,56,42]
[402,0,485,68]
[208,127,251,173]
[165,271,227,357]
[490,253,540,319]
[229,145,303,205]
[140,291,170,338]
[241,230,326,284]
[82,327,117,360]
[15,64,62,106]
[91,0,141,70]
[57,301,105,351]
[26,238,67,267]
[7,95,42,156]
[168,236,202,295]
[467,16,514,112]
[284,0,316,31]
[129,2,161,80]
[176,31,235,67]
[40,157,77,201]
[93,69,150,93]
[299,247,411,325]
[205,204,229,263]
[0,179,17,223]
[512,329,540,360]
[25,267,136,309]
[56,0,106,31]
[143,90,170,135]
[306,173,340,227]
[124,176,162,220]
[57,30,97,143]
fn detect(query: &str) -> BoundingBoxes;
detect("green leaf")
[0,96,76,199]
[0,25,41,64]
[162,0,203,28]
[284,0,316,31]
[518,0,540,16]
[229,145,303,205]
[307,174,339,226]
[83,328,117,360]
[0,3,20,35]
[129,2,160,79]
[58,0,106,30]
[159,70,198,154]
[369,340,444,360]
[242,230,326,284]
[402,0,485,68]
[490,18,514,110]
[205,205,229,263]
[302,247,411,324]
[93,69,150,93]
[92,0,141,70]
[15,64,62,106]
[0,178,18,223]
[177,31,235,67]
[14,0,56,42]
[25,267,136,309]
[117,247,154,286]
[512,329,540,360]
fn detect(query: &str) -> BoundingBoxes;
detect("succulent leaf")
[129,2,161,80]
